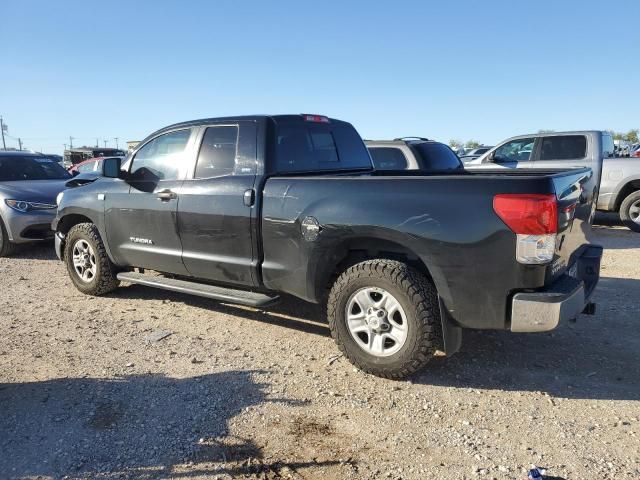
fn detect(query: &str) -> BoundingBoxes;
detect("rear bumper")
[510,245,603,332]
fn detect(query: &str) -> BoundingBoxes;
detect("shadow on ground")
[7,240,58,260]
[0,371,331,479]
[413,276,640,401]
[114,284,330,337]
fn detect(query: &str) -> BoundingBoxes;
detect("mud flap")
[439,297,462,356]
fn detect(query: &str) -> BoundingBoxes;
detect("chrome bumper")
[510,245,603,333]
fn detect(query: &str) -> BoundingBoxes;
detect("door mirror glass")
[103,157,122,178]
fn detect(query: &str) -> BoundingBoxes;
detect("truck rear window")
[273,121,372,173]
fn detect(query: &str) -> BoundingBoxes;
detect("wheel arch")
[613,178,640,212]
[313,235,461,356]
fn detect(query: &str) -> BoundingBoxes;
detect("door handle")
[243,189,255,207]
[157,189,177,201]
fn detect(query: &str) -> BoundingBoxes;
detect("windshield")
[410,143,463,170]
[0,156,72,181]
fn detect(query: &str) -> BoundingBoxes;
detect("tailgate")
[547,168,595,282]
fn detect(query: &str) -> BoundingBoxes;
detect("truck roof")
[150,114,341,138]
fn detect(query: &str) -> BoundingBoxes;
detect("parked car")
[366,138,463,171]
[459,146,494,163]
[53,114,601,379]
[68,156,124,176]
[614,140,631,157]
[0,151,71,256]
[630,144,640,157]
[465,131,640,232]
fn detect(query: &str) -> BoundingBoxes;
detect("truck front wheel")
[327,259,441,379]
[619,190,640,233]
[64,223,120,295]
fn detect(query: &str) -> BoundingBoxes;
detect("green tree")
[465,140,481,149]
[449,139,463,149]
[624,129,639,144]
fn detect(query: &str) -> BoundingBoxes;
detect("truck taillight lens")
[493,194,558,265]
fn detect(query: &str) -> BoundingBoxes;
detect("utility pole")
[64,144,67,151]
[1,116,6,150]
[96,138,99,148]
[18,138,22,150]
[69,136,74,149]
[114,137,119,149]
[103,139,108,148]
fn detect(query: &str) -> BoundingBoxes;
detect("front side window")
[195,126,239,178]
[131,129,192,181]
[539,135,587,160]
[368,147,409,170]
[494,138,535,163]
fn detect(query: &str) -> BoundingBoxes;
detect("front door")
[178,123,258,286]
[104,128,196,275]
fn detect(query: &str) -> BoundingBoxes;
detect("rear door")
[104,128,196,274]
[177,122,258,286]
[532,134,599,213]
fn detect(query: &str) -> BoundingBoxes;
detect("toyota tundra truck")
[53,114,602,379]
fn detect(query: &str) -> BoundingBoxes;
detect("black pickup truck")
[53,114,602,379]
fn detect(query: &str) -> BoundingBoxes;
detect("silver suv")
[0,151,71,256]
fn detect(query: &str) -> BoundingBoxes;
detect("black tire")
[619,190,640,233]
[64,223,120,295]
[327,259,442,379]
[0,217,17,257]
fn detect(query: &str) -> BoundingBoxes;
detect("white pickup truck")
[466,130,640,232]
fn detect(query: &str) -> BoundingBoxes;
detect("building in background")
[127,140,140,152]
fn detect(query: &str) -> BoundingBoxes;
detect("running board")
[116,272,280,307]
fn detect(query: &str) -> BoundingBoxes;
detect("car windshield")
[0,156,72,181]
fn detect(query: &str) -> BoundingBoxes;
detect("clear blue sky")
[1,0,639,154]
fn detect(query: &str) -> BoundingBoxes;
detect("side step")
[116,272,280,307]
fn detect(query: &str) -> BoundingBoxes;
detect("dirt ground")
[1,213,638,480]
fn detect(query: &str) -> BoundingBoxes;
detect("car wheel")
[0,217,17,257]
[619,190,640,233]
[64,222,120,295]
[327,259,442,379]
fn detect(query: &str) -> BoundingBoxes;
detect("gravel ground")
[0,213,638,480]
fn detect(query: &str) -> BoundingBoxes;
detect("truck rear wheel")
[64,223,120,295]
[619,190,640,233]
[327,259,441,379]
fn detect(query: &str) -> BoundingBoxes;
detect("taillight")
[302,114,330,123]
[493,194,558,265]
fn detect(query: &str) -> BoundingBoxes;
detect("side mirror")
[102,157,123,178]
[71,170,79,177]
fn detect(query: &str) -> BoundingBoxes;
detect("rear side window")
[274,120,372,173]
[410,143,463,170]
[195,126,239,178]
[369,147,409,170]
[539,135,587,160]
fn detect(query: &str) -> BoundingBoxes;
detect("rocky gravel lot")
[1,214,638,480]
